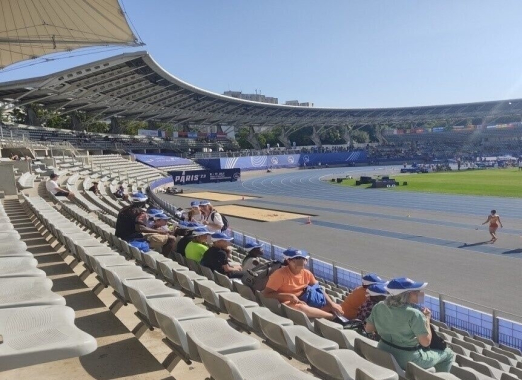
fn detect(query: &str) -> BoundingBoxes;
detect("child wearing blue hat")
[341,273,384,319]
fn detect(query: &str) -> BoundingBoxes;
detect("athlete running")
[482,210,503,243]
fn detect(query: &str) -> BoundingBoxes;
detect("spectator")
[187,200,204,223]
[113,184,129,201]
[146,208,163,228]
[88,181,101,196]
[145,213,177,255]
[365,277,454,372]
[341,273,384,319]
[200,232,243,278]
[175,222,202,257]
[357,283,388,322]
[45,173,76,200]
[115,192,169,254]
[241,243,264,271]
[263,248,346,324]
[200,200,224,232]
[185,227,211,263]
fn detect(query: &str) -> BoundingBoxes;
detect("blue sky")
[2,0,522,108]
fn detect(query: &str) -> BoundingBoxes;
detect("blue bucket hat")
[130,192,148,203]
[146,208,163,216]
[153,214,170,220]
[211,232,233,242]
[362,273,384,285]
[367,283,389,297]
[185,222,204,230]
[283,248,309,260]
[244,243,262,252]
[192,227,211,236]
[190,200,200,207]
[199,200,211,206]
[386,277,427,296]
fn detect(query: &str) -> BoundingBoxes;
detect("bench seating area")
[0,199,97,371]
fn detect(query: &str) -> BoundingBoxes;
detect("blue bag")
[299,283,327,308]
[129,239,150,252]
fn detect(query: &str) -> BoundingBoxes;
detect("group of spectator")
[262,252,454,373]
[111,191,454,373]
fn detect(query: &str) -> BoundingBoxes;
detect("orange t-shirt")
[341,286,367,319]
[265,267,317,296]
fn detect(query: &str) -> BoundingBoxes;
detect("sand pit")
[216,204,308,222]
[176,191,256,202]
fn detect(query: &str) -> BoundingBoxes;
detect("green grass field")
[338,168,522,198]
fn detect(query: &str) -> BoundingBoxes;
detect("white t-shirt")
[45,180,60,195]
[205,211,224,232]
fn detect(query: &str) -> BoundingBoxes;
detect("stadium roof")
[0,0,140,69]
[1,51,522,127]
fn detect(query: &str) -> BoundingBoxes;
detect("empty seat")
[233,282,256,302]
[142,251,170,272]
[450,365,486,380]
[256,290,284,316]
[194,279,231,311]
[483,348,517,367]
[175,270,207,297]
[214,271,234,290]
[190,331,316,380]
[157,315,259,361]
[0,277,65,309]
[470,351,510,372]
[452,338,481,353]
[406,362,460,380]
[456,353,503,380]
[219,292,261,329]
[255,311,337,358]
[0,257,46,278]
[157,259,189,284]
[315,318,378,350]
[354,338,406,378]
[105,265,155,301]
[0,305,97,371]
[299,338,398,380]
[123,278,181,327]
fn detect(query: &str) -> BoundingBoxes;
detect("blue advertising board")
[169,169,241,185]
[196,151,367,171]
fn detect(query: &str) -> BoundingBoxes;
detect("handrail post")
[439,294,446,324]
[332,261,338,285]
[492,309,499,343]
[270,242,275,260]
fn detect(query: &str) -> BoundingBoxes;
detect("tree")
[350,129,370,143]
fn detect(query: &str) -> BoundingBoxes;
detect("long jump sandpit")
[215,204,309,222]
[176,191,256,202]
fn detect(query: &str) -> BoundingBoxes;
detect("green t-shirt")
[367,301,429,348]
[185,242,208,263]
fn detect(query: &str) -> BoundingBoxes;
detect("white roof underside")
[0,0,139,69]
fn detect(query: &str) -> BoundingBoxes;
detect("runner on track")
[482,210,503,243]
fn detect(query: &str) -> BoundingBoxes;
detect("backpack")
[210,211,229,232]
[242,260,284,291]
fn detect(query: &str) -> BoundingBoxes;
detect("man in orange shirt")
[341,273,384,319]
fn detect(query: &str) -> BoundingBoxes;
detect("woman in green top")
[365,277,454,372]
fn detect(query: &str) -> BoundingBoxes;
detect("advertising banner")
[134,154,194,168]
[138,129,161,137]
[169,169,241,185]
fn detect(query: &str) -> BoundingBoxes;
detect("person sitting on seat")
[175,222,202,257]
[241,243,264,271]
[200,200,224,232]
[115,192,170,254]
[263,248,346,324]
[187,200,204,223]
[341,273,384,319]
[113,184,129,201]
[145,213,177,255]
[185,227,211,263]
[365,277,454,372]
[45,173,75,200]
[200,232,243,278]
[88,181,101,196]
[357,282,388,322]
[145,208,163,228]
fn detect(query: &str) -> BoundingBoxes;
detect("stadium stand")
[0,150,521,378]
